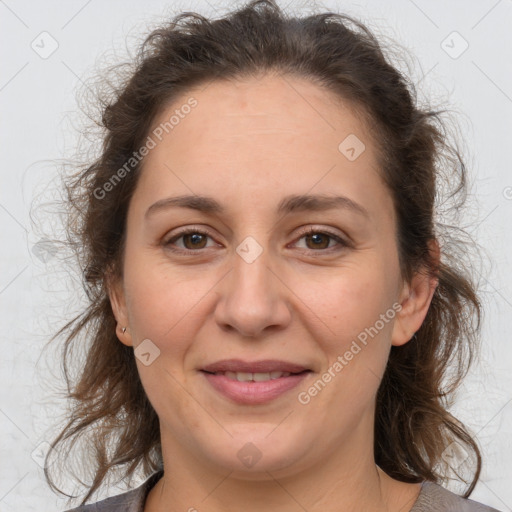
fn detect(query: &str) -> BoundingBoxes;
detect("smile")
[200,359,312,405]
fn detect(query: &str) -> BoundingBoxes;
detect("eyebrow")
[145,193,370,219]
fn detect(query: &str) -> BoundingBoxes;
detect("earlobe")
[115,323,132,347]
[105,272,133,347]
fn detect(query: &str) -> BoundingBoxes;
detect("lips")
[200,359,311,404]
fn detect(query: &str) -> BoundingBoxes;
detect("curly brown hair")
[44,0,484,506]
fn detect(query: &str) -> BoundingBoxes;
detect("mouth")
[200,359,312,404]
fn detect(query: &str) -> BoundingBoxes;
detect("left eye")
[294,228,346,251]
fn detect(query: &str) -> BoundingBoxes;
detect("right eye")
[164,228,218,254]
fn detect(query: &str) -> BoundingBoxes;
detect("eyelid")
[293,225,351,245]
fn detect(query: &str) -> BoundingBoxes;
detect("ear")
[105,270,133,347]
[391,239,440,347]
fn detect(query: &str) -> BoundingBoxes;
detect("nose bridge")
[214,234,290,337]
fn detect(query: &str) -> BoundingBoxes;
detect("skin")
[108,73,438,512]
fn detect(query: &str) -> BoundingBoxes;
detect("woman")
[45,1,501,510]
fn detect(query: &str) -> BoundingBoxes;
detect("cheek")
[122,251,210,352]
[295,261,397,404]
[122,256,210,420]
[297,262,397,348]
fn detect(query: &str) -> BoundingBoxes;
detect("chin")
[194,429,313,479]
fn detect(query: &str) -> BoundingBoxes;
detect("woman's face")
[110,73,433,478]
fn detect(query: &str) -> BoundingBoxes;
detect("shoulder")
[62,486,142,512]
[60,470,164,512]
[411,481,502,512]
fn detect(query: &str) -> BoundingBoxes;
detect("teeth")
[253,372,270,381]
[219,371,291,381]
[236,372,253,382]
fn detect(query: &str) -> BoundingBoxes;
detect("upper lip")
[201,359,310,374]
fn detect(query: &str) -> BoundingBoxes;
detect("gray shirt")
[63,470,502,511]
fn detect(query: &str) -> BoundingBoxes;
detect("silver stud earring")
[122,327,127,334]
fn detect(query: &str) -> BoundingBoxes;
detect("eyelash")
[163,226,350,255]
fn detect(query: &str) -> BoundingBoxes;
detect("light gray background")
[1,0,511,510]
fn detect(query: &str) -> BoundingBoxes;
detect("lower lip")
[201,371,310,405]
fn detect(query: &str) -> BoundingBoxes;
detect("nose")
[214,244,292,338]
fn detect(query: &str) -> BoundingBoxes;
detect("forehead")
[151,73,372,156]
[133,73,391,225]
